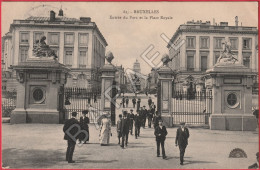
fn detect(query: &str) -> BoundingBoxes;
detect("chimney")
[50,10,56,22]
[58,9,63,17]
[220,22,228,26]
[80,17,91,23]
[213,18,215,25]
[235,16,239,27]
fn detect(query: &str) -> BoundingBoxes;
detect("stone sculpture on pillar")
[205,40,257,131]
[215,40,238,66]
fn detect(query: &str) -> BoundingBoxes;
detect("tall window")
[229,38,238,50]
[20,32,29,44]
[200,37,209,49]
[65,33,74,45]
[187,55,194,71]
[201,56,208,71]
[214,37,224,49]
[64,49,73,66]
[19,47,28,62]
[34,32,44,45]
[243,38,252,50]
[79,49,87,68]
[243,52,251,68]
[48,33,59,45]
[79,33,89,46]
[186,37,195,48]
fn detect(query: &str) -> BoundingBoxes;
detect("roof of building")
[167,21,258,48]
[8,11,108,46]
[25,16,81,22]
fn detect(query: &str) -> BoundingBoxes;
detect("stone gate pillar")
[10,58,69,124]
[157,63,173,127]
[206,64,257,131]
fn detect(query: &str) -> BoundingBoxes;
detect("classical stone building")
[2,9,107,90]
[115,65,127,93]
[167,18,258,92]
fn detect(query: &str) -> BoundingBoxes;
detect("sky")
[1,2,258,75]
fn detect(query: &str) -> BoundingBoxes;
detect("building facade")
[115,65,127,93]
[167,19,258,91]
[2,9,107,90]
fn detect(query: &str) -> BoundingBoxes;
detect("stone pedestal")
[101,63,116,122]
[10,58,69,124]
[206,64,257,131]
[157,65,173,127]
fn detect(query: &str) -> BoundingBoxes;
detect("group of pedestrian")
[63,110,90,163]
[62,96,190,165]
[116,109,142,148]
[153,114,189,165]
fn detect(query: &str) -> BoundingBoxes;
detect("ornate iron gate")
[64,87,102,123]
[172,90,212,125]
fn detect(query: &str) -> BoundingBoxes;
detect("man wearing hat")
[175,122,190,165]
[120,111,130,148]
[79,110,90,144]
[134,110,142,139]
[117,114,123,144]
[63,112,81,163]
[129,109,135,135]
[154,119,167,159]
[142,106,148,128]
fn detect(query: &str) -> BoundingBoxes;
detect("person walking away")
[134,111,142,139]
[148,109,153,128]
[154,119,167,159]
[126,97,129,108]
[137,98,141,111]
[63,112,81,163]
[129,109,135,135]
[142,106,148,128]
[120,111,130,148]
[175,122,190,165]
[153,111,161,129]
[122,96,125,108]
[99,114,112,146]
[148,97,152,108]
[117,114,123,144]
[79,110,90,144]
[132,97,136,108]
[139,107,144,128]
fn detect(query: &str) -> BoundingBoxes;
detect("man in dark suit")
[120,111,130,148]
[63,112,83,163]
[175,122,190,165]
[79,110,90,144]
[142,106,148,128]
[134,110,142,139]
[154,119,167,159]
[153,111,161,129]
[132,97,136,108]
[129,109,135,135]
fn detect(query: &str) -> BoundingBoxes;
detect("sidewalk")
[2,123,258,169]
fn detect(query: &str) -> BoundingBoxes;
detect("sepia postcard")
[1,1,259,169]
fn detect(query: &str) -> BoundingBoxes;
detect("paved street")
[2,123,258,169]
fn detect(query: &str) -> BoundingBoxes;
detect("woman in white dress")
[99,114,111,146]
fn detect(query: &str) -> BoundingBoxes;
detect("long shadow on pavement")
[76,159,118,164]
[184,160,217,165]
[2,148,65,169]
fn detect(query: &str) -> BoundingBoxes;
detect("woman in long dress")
[99,114,111,146]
